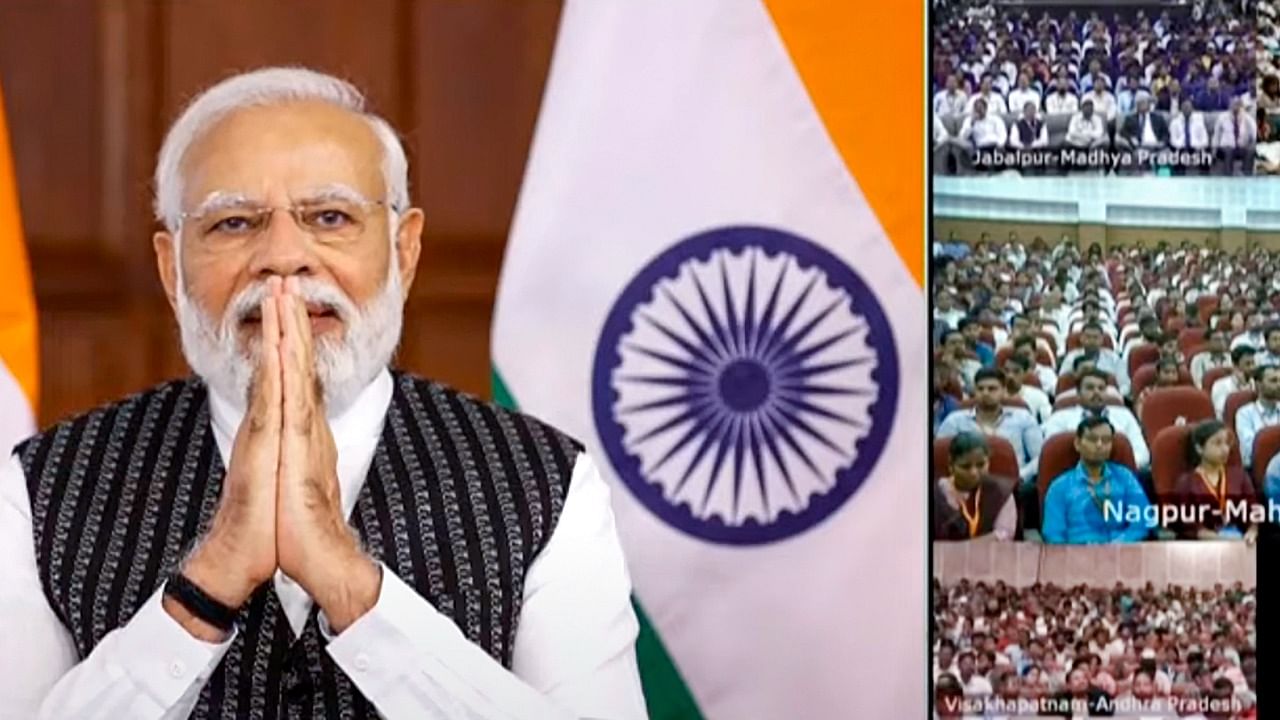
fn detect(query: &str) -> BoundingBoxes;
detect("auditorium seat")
[1196,295,1221,321]
[1036,331,1059,357]
[1202,366,1233,394]
[1131,363,1194,398]
[932,435,1020,483]
[1038,432,1138,511]
[1128,343,1159,379]
[1178,328,1205,356]
[1251,426,1280,493]
[1045,113,1073,147]
[1224,390,1259,436]
[1139,387,1214,445]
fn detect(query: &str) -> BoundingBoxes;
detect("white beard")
[176,262,403,417]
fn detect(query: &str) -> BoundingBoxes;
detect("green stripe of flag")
[490,367,706,719]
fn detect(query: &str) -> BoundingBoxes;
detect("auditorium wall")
[0,0,562,425]
[932,541,1257,589]
[934,218,1227,250]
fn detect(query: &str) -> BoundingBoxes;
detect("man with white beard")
[0,67,646,720]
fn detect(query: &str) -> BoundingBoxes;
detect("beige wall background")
[932,541,1256,589]
[933,218,1234,251]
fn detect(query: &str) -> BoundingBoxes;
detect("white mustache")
[221,277,357,336]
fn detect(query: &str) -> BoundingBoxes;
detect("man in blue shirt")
[937,368,1044,483]
[1042,415,1153,544]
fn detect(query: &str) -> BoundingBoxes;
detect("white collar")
[207,367,394,458]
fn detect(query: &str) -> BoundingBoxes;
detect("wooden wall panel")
[0,0,562,426]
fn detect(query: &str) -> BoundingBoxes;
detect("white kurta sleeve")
[0,453,234,720]
[322,453,647,720]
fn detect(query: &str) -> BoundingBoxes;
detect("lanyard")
[1085,472,1112,518]
[1199,468,1227,513]
[958,486,983,538]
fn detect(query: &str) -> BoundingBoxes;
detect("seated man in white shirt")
[934,73,969,118]
[1013,336,1058,397]
[1212,346,1258,418]
[1059,323,1128,395]
[0,67,646,720]
[1065,99,1109,149]
[1236,365,1280,468]
[959,97,1008,150]
[1003,355,1053,423]
[1085,79,1118,123]
[1043,370,1150,471]
[1007,74,1042,123]
[1057,354,1125,404]
[1190,327,1234,389]
[1213,98,1257,174]
[1045,77,1080,115]
[1169,99,1210,151]
[965,75,1009,117]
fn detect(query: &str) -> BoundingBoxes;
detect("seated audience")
[1173,420,1258,542]
[1213,346,1257,418]
[1042,416,1153,544]
[1043,370,1150,471]
[1234,365,1280,468]
[937,369,1044,483]
[934,432,1019,542]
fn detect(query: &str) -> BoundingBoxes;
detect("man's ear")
[393,208,425,301]
[154,231,180,313]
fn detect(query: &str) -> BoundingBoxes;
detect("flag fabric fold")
[0,83,37,455]
[493,2,924,717]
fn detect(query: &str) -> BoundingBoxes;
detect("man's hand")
[168,277,285,641]
[275,277,381,633]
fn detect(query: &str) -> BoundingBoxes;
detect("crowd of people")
[933,578,1257,718]
[932,1,1257,174]
[1259,2,1280,172]
[932,233,1280,544]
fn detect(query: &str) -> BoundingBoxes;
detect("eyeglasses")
[179,197,396,248]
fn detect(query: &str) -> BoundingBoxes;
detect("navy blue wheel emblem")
[591,226,899,545]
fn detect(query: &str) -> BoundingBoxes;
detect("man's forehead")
[179,101,384,207]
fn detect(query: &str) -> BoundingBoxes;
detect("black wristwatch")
[164,572,241,633]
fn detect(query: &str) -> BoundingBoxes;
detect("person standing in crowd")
[1042,416,1153,544]
[1174,420,1258,542]
[933,433,1020,542]
[1212,346,1257,418]
[1191,327,1233,388]
[1235,365,1280,468]
[937,369,1044,484]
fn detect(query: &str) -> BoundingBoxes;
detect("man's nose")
[247,208,315,278]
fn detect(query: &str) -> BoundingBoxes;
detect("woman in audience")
[1173,420,1258,542]
[933,432,1019,542]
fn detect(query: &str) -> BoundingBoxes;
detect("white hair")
[153,66,409,234]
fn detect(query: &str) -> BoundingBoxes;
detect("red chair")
[1165,316,1187,334]
[1224,390,1259,436]
[1201,366,1233,394]
[1178,328,1206,356]
[1151,425,1244,500]
[1036,331,1059,357]
[1197,295,1221,321]
[1252,426,1280,491]
[1128,343,1160,380]
[1038,432,1138,511]
[1131,363,1193,399]
[932,435,1021,483]
[1139,387,1214,445]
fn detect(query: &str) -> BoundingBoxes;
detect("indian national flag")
[492,2,924,718]
[0,83,38,455]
